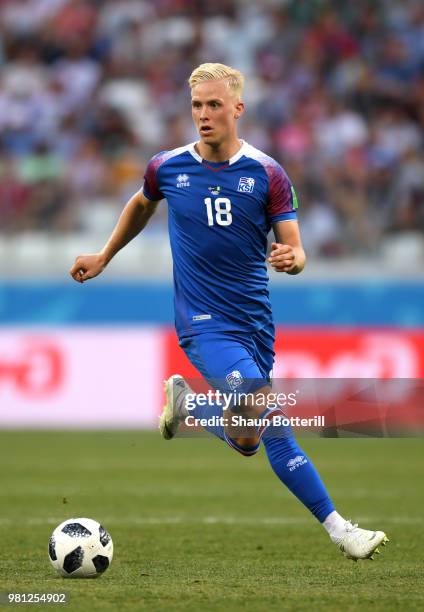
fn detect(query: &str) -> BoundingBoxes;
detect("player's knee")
[236,446,259,457]
[232,444,260,457]
[225,435,260,457]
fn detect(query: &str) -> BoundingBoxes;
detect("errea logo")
[177,174,190,188]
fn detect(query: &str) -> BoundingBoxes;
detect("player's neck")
[196,138,243,163]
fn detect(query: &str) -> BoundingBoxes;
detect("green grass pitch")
[0,432,423,611]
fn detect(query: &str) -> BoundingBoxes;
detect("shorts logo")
[192,314,212,321]
[237,177,255,193]
[226,370,244,390]
[177,174,190,188]
[287,455,308,471]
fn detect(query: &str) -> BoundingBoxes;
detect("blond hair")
[188,63,244,100]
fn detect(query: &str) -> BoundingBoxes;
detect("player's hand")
[268,242,296,273]
[70,253,107,283]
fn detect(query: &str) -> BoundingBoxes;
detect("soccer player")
[70,63,388,561]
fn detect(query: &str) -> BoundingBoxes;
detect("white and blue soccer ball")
[48,518,113,578]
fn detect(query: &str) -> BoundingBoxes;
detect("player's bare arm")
[269,220,306,275]
[70,191,160,283]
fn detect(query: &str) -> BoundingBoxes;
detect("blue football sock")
[191,399,335,522]
[189,399,226,441]
[263,433,335,523]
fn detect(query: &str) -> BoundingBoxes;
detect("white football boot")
[336,521,389,561]
[159,374,192,439]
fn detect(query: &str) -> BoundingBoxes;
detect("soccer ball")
[48,518,113,578]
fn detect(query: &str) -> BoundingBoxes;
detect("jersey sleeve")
[142,153,165,201]
[266,162,298,223]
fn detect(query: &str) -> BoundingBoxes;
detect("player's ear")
[234,101,244,120]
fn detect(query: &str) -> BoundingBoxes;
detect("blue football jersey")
[142,140,298,338]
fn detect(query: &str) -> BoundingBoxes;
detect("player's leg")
[160,330,388,559]
[243,326,388,558]
[161,332,335,518]
[160,332,263,452]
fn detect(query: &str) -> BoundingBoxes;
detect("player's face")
[191,80,244,147]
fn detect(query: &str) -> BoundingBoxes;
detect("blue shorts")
[179,323,275,394]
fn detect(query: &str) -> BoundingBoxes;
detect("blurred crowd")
[0,0,423,256]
